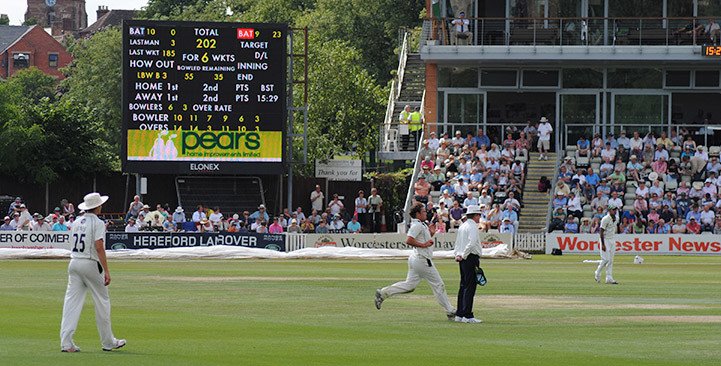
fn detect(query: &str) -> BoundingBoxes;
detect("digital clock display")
[703,45,721,57]
[122,20,288,175]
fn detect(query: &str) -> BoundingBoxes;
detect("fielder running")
[375,203,456,320]
[60,193,126,352]
[595,204,620,285]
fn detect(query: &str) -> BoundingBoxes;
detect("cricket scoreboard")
[122,20,287,174]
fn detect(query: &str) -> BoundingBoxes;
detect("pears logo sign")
[122,20,288,175]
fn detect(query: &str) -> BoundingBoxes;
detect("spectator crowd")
[549,128,721,235]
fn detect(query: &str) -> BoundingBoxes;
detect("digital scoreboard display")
[122,20,287,174]
[703,45,721,57]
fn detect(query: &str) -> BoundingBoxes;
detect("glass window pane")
[609,0,662,17]
[562,68,603,88]
[665,70,691,87]
[481,70,517,87]
[438,66,478,88]
[523,70,559,87]
[614,95,666,125]
[447,94,482,124]
[698,1,721,17]
[607,68,662,89]
[668,0,694,17]
[562,94,597,124]
[695,70,720,87]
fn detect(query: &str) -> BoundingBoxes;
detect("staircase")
[391,54,425,151]
[518,151,558,233]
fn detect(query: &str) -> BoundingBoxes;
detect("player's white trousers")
[60,258,117,350]
[380,254,454,313]
[595,239,615,282]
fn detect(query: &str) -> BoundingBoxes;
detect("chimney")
[97,6,110,20]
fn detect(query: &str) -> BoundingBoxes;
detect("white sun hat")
[77,192,109,211]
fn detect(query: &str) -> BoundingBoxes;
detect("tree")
[61,28,122,156]
[0,14,10,25]
[5,67,57,103]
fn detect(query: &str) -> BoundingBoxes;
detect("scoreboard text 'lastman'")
[122,20,288,174]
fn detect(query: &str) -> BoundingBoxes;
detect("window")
[522,70,559,87]
[607,68,662,89]
[695,70,720,88]
[438,66,478,87]
[12,53,29,69]
[48,53,58,68]
[562,68,603,88]
[665,70,691,87]
[480,70,517,87]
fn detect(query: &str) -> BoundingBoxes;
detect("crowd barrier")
[2,231,719,256]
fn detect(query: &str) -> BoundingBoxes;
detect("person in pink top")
[268,217,284,234]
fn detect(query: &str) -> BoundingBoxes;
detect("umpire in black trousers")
[453,205,483,324]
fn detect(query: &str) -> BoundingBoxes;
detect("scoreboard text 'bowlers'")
[122,20,288,174]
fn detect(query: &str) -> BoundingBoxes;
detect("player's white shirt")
[407,218,433,259]
[70,213,106,263]
[600,213,618,239]
[538,123,553,141]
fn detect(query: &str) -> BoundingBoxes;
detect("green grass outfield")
[1,255,721,366]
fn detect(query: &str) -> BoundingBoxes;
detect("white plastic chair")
[385,129,399,152]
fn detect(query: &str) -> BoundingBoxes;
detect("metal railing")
[432,122,533,144]
[544,147,562,233]
[380,31,412,153]
[426,17,716,47]
[562,123,721,149]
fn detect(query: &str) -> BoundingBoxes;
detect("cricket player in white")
[374,203,456,320]
[60,193,126,352]
[595,204,620,285]
[453,205,483,324]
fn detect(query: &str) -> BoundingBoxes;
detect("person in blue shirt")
[346,216,362,233]
[564,217,579,233]
[473,129,491,150]
[440,181,455,196]
[52,216,69,231]
[249,204,270,222]
[585,168,600,187]
[553,192,568,209]
[576,136,591,158]
[685,205,702,223]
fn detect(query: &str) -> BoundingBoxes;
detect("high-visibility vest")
[399,110,411,124]
[409,111,423,131]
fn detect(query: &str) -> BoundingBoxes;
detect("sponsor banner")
[305,232,512,250]
[0,231,71,249]
[127,129,282,162]
[546,233,721,255]
[106,232,285,251]
[315,159,362,181]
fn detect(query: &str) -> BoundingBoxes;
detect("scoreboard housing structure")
[122,20,288,175]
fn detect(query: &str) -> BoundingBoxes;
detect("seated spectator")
[560,157,575,174]
[439,190,455,208]
[436,201,450,229]
[590,217,601,233]
[429,166,445,191]
[566,192,583,219]
[125,217,140,232]
[700,206,716,232]
[209,207,224,228]
[649,193,663,211]
[499,217,515,234]
[689,182,705,201]
[630,131,643,156]
[268,217,284,234]
[53,216,69,231]
[632,219,646,234]
[436,141,451,167]
[504,192,521,211]
[538,176,552,193]
[651,157,668,176]
[600,143,616,162]
[549,207,566,232]
[642,145,654,165]
[659,204,675,223]
[686,217,701,234]
[420,155,434,171]
[553,191,568,210]
[453,178,469,202]
[576,135,591,158]
[439,181,455,197]
[635,181,649,199]
[656,131,674,150]
[653,145,669,162]
[599,158,615,178]
[608,191,623,210]
[486,204,502,230]
[671,217,687,233]
[250,204,270,222]
[557,166,572,185]
[608,168,626,185]
[0,216,13,231]
[579,217,592,233]
[462,192,478,209]
[451,12,473,44]
[714,216,721,234]
[591,191,608,211]
[515,132,530,158]
[564,217,578,233]
[654,219,671,234]
[200,219,215,233]
[591,133,604,157]
[315,220,329,233]
[571,169,587,190]
[691,146,709,178]
[555,180,571,197]
[643,132,656,150]
[413,177,432,204]
[649,179,664,198]
[449,201,464,230]
[301,219,315,233]
[501,205,518,231]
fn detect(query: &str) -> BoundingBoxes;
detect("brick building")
[25,0,88,36]
[0,25,72,79]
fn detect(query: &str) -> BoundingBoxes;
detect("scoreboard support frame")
[285,27,310,213]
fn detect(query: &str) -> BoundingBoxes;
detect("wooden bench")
[511,28,558,45]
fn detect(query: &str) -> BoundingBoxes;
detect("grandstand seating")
[176,176,266,215]
[549,132,721,234]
